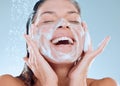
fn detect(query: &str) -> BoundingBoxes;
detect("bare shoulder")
[0,74,25,86]
[87,77,118,86]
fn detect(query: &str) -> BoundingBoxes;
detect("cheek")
[81,36,85,51]
[38,24,55,33]
[37,24,56,41]
[75,26,85,50]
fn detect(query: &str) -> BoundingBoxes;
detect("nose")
[57,18,70,29]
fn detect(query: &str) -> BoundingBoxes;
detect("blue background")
[0,0,120,84]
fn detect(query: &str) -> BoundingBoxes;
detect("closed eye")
[69,21,80,24]
[43,21,54,23]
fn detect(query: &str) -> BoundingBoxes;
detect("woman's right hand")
[24,34,58,86]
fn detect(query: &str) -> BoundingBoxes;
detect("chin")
[44,55,77,65]
[40,42,82,65]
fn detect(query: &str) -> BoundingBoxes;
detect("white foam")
[84,32,91,52]
[31,18,85,63]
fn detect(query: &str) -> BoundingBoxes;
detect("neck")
[50,63,73,86]
[34,62,74,86]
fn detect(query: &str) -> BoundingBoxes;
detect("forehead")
[37,0,79,15]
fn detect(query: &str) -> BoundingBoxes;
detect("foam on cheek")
[69,25,85,59]
[35,25,57,61]
[40,19,70,61]
[50,23,85,62]
[83,32,91,52]
[51,19,82,61]
[32,19,86,63]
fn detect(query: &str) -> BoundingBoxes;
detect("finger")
[23,57,31,68]
[24,34,48,65]
[24,34,41,64]
[23,57,28,63]
[92,36,111,58]
[83,36,111,64]
[76,36,110,72]
[24,34,37,63]
[29,46,35,67]
[29,24,34,37]
[24,34,39,55]
[29,24,38,38]
[24,42,42,73]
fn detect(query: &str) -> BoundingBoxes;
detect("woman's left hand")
[68,33,110,86]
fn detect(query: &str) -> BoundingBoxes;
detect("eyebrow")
[40,11,55,16]
[40,10,79,16]
[67,11,79,14]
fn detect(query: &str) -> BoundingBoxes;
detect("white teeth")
[52,37,73,44]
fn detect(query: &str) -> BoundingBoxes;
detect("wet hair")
[17,0,81,86]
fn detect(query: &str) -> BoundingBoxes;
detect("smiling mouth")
[51,37,75,45]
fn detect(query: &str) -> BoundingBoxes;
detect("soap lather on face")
[31,18,86,64]
[28,0,90,64]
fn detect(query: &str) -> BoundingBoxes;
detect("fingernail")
[24,34,31,42]
[106,36,111,42]
[24,34,29,38]
[23,57,27,62]
[105,36,111,45]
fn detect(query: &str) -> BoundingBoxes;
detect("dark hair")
[17,0,81,86]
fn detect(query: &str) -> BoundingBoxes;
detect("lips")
[46,29,78,54]
[51,36,74,45]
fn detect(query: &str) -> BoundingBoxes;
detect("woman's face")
[30,0,85,64]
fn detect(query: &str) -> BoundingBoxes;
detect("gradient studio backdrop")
[0,0,120,84]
